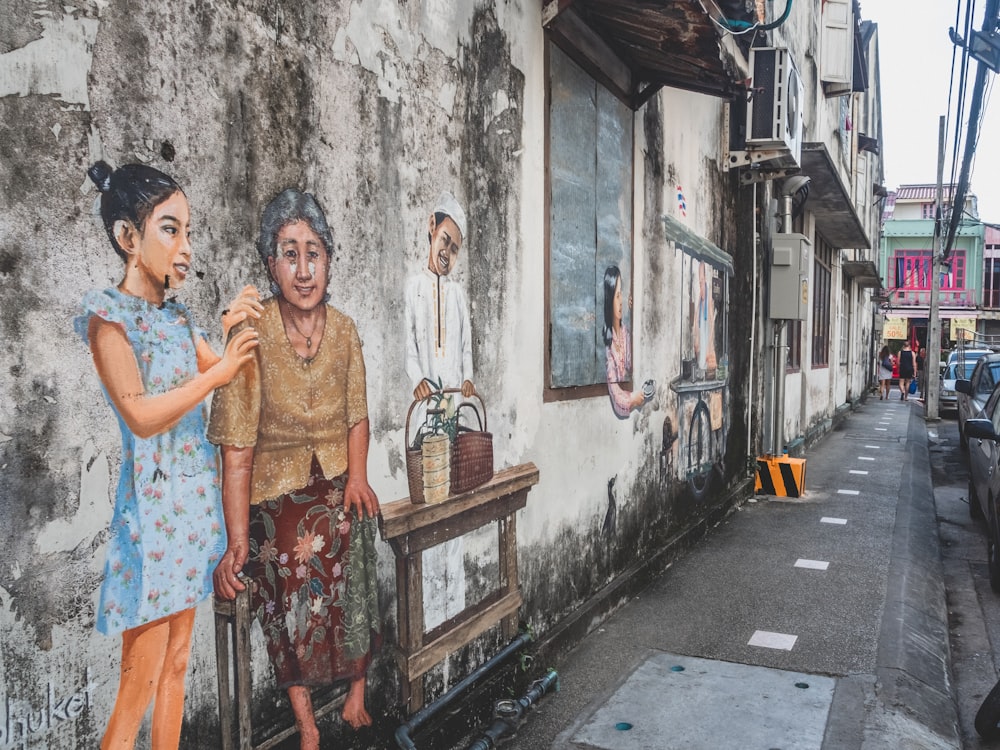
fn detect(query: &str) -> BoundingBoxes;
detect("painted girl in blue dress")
[76,161,260,749]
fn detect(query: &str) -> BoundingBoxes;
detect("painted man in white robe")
[404,191,475,629]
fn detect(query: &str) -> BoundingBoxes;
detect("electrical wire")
[943,0,1000,260]
[718,0,792,33]
[968,73,995,183]
[711,15,760,36]
[946,0,972,201]
[949,0,976,193]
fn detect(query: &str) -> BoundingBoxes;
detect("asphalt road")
[932,410,1000,748]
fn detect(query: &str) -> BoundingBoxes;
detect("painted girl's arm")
[213,445,254,600]
[344,418,380,519]
[196,337,221,373]
[221,285,263,340]
[197,286,264,373]
[606,349,637,418]
[89,316,258,440]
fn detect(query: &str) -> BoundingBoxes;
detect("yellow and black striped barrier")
[755,455,807,498]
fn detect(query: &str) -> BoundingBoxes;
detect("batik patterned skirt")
[247,455,380,689]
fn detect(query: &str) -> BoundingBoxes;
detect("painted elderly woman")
[208,189,381,747]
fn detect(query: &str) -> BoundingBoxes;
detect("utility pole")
[926,116,945,421]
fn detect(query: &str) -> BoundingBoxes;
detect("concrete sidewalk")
[505,397,959,749]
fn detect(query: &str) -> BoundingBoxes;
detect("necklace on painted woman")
[283,300,324,352]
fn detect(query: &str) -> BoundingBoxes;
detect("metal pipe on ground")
[465,670,559,750]
[394,632,533,750]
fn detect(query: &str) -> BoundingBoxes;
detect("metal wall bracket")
[722,104,801,183]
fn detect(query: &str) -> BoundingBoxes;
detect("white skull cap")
[432,191,467,241]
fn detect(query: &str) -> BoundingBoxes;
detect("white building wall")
[0,2,767,747]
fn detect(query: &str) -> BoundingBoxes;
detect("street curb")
[869,406,960,745]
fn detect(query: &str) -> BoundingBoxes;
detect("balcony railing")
[889,289,978,307]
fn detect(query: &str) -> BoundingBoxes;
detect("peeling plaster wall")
[0,1,756,747]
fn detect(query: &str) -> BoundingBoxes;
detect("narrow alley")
[494,396,987,750]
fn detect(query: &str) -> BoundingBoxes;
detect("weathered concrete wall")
[0,1,758,747]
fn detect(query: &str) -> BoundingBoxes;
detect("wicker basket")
[450,397,494,494]
[405,397,428,503]
[405,389,494,503]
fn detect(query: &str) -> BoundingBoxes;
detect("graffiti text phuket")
[0,669,99,749]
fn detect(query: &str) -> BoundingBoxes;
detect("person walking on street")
[878,345,893,400]
[917,346,927,400]
[898,341,917,400]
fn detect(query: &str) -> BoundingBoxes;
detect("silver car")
[963,383,1000,591]
[956,353,1000,449]
[940,360,977,414]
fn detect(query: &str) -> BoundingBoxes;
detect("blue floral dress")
[76,288,226,635]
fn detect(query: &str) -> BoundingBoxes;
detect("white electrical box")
[769,233,811,320]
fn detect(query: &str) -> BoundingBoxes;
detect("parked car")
[962,384,1000,591]
[941,360,978,414]
[947,347,994,369]
[955,353,1000,449]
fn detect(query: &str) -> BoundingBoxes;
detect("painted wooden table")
[379,462,539,712]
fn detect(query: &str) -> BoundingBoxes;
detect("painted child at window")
[76,161,260,749]
[603,264,652,418]
[694,261,718,372]
[403,191,473,628]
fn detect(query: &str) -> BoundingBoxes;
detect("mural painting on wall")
[74,162,261,747]
[208,188,383,738]
[602,264,655,418]
[667,229,732,499]
[403,191,472,630]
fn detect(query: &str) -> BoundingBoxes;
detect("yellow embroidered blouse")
[207,298,368,505]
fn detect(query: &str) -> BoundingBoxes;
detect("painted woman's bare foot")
[342,677,372,729]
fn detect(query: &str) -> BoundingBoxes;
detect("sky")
[859,0,1000,221]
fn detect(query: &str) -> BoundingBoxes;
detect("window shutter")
[822,0,854,95]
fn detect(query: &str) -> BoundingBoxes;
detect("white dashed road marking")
[748,630,798,650]
[795,559,829,570]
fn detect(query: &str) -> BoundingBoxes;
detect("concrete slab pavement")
[502,397,960,750]
[564,653,835,750]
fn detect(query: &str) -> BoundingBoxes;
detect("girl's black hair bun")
[87,161,114,193]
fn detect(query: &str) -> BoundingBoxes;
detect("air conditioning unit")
[746,47,803,169]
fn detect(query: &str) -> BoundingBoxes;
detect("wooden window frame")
[812,237,832,368]
[543,38,636,403]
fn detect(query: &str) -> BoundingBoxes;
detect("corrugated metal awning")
[543,0,755,108]
[662,215,734,275]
